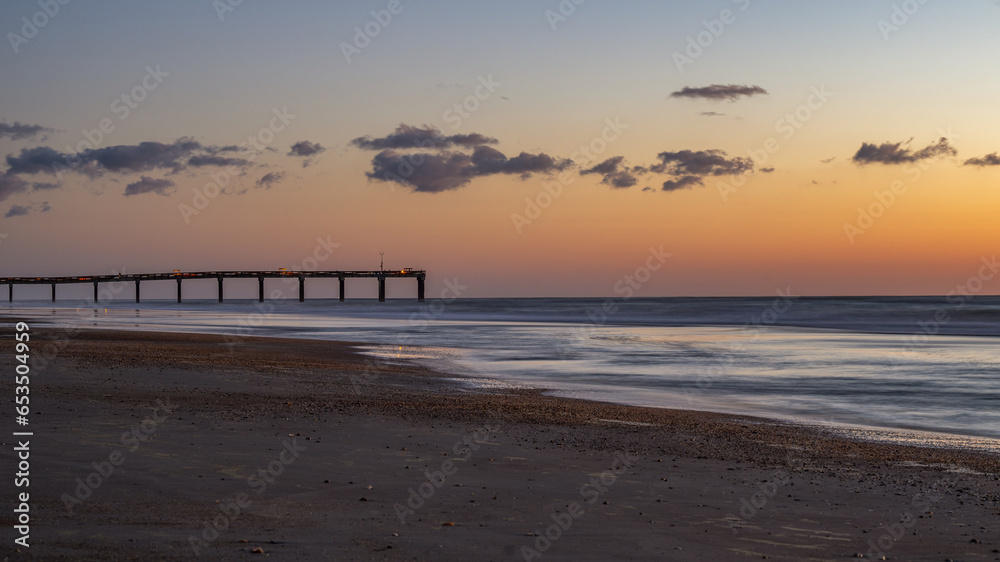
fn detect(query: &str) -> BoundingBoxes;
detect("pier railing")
[0,269,426,303]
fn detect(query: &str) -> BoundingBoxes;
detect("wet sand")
[2,327,998,561]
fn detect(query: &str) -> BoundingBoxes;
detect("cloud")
[351,124,498,151]
[852,137,956,165]
[0,121,57,141]
[289,140,325,157]
[699,111,726,117]
[661,175,704,192]
[651,149,753,177]
[5,204,30,217]
[580,156,642,188]
[4,201,50,218]
[670,84,768,102]
[760,167,775,173]
[365,146,570,193]
[4,138,249,177]
[288,140,326,168]
[4,146,73,175]
[0,174,29,201]
[963,152,1000,167]
[187,155,250,167]
[31,181,60,190]
[256,171,285,189]
[367,150,475,192]
[355,125,571,193]
[469,145,571,177]
[124,176,176,197]
[820,157,836,164]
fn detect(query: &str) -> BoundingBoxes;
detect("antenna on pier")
[379,251,384,272]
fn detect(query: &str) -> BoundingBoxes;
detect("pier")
[0,269,426,303]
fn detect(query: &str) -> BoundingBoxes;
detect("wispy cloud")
[256,171,286,189]
[0,120,57,141]
[670,84,768,102]
[852,137,956,165]
[351,124,498,150]
[5,201,50,218]
[124,176,176,196]
[580,156,642,188]
[963,152,1000,167]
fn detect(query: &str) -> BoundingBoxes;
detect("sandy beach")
[2,326,998,561]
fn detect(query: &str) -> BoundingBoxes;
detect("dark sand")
[1,327,998,561]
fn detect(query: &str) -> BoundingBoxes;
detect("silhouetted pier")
[0,269,426,303]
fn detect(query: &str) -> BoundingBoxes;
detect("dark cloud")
[4,201,51,218]
[256,171,286,189]
[470,145,571,177]
[5,205,30,218]
[289,140,325,157]
[651,149,753,177]
[852,137,956,165]
[0,174,29,201]
[661,175,704,192]
[963,152,1000,167]
[5,146,73,175]
[670,84,768,102]
[5,138,249,178]
[31,181,60,190]
[580,156,642,189]
[187,155,250,167]
[124,176,176,197]
[760,167,775,173]
[364,145,570,193]
[367,150,475,192]
[351,124,498,151]
[0,121,57,141]
[87,139,203,173]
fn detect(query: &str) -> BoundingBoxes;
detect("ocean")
[5,295,1000,452]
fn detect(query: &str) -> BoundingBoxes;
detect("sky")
[1,0,999,299]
